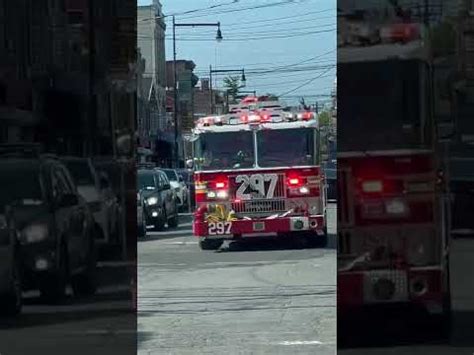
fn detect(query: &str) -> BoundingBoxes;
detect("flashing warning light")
[240,114,249,123]
[215,181,226,189]
[302,112,314,121]
[261,113,271,122]
[380,23,421,43]
[288,178,300,186]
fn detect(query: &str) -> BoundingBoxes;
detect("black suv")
[0,152,97,302]
[137,169,179,231]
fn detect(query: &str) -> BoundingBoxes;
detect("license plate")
[253,222,265,232]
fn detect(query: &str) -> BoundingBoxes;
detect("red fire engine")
[189,97,327,250]
[337,18,450,318]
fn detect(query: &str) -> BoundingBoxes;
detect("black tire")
[0,262,22,316]
[151,207,166,231]
[168,207,179,229]
[40,244,68,304]
[71,239,97,297]
[199,238,224,250]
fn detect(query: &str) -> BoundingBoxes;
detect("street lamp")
[209,67,246,113]
[172,16,222,168]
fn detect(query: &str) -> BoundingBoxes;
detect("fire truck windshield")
[338,59,431,152]
[257,128,316,167]
[195,131,255,171]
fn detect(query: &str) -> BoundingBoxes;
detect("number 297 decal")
[208,221,232,235]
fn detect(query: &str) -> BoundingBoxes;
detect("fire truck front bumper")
[338,267,446,315]
[193,215,325,239]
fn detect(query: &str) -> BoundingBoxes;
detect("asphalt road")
[137,204,337,355]
[0,263,135,355]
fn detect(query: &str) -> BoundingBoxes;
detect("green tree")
[318,110,331,127]
[223,76,241,103]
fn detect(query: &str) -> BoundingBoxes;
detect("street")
[137,204,337,355]
[0,263,135,355]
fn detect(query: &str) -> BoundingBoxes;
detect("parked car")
[62,157,121,246]
[137,190,147,238]
[0,154,97,302]
[0,208,22,316]
[138,169,179,231]
[160,168,189,211]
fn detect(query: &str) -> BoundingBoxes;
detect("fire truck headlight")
[299,186,310,194]
[207,191,217,199]
[216,190,228,199]
[385,199,407,215]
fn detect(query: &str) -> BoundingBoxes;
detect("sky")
[137,0,336,106]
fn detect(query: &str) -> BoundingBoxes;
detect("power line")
[220,8,335,27]
[170,23,335,37]
[176,0,314,21]
[277,67,334,97]
[162,28,335,41]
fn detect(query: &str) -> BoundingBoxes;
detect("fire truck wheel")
[199,238,224,250]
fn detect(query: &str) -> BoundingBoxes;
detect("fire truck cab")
[189,98,327,250]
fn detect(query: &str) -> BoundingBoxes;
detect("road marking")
[278,340,323,346]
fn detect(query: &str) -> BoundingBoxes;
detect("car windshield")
[195,131,254,170]
[162,169,178,182]
[257,128,316,167]
[64,160,95,186]
[138,172,156,190]
[0,163,44,210]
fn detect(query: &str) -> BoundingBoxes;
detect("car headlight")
[147,196,158,206]
[22,224,49,243]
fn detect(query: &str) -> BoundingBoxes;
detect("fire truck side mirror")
[186,159,194,169]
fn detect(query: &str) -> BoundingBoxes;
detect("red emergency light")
[380,23,421,43]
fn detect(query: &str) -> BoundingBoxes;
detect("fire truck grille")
[232,199,286,214]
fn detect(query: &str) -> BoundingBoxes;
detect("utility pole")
[173,19,222,166]
[173,16,179,168]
